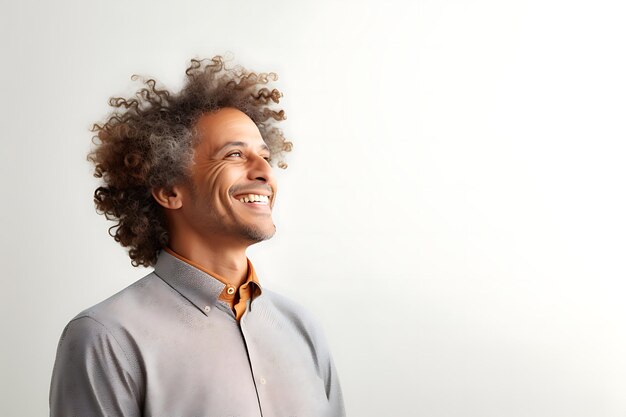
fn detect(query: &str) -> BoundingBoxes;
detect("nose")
[247,152,275,184]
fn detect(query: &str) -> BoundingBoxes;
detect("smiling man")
[49,57,345,417]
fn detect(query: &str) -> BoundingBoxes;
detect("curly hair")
[87,56,293,267]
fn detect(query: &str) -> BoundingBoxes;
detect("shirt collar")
[153,249,261,316]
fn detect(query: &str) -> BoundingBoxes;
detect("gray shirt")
[50,250,345,417]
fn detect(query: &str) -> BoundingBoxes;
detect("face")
[178,108,278,246]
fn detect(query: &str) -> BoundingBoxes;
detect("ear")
[151,185,184,210]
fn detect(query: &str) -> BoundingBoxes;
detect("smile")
[236,194,270,205]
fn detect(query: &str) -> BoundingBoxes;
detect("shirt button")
[226,286,235,295]
[260,377,266,385]
[204,305,211,312]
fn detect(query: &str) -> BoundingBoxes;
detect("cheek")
[195,161,238,206]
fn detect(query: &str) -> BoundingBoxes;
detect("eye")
[226,151,243,158]
[263,156,271,162]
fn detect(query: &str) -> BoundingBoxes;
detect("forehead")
[194,108,265,152]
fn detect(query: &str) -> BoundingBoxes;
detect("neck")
[168,233,250,288]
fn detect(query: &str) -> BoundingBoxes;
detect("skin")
[152,108,278,288]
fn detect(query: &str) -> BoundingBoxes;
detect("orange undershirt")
[164,247,262,320]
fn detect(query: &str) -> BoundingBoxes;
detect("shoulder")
[56,315,127,363]
[260,288,319,324]
[52,312,145,414]
[57,271,169,363]
[255,288,331,347]
[70,271,166,329]
[53,315,143,390]
[54,273,165,379]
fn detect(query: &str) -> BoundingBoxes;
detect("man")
[50,56,346,417]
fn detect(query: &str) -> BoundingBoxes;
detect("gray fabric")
[50,250,346,417]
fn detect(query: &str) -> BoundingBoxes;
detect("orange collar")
[163,247,262,320]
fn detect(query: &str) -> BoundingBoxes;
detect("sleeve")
[323,350,346,417]
[311,318,346,417]
[49,316,142,417]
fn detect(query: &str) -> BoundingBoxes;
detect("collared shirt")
[49,249,346,417]
[163,246,261,320]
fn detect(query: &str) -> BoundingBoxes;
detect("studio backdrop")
[1,0,625,416]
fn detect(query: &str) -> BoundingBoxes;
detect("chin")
[239,223,276,243]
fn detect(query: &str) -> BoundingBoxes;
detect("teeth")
[238,194,270,204]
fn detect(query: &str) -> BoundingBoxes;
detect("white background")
[2,0,626,416]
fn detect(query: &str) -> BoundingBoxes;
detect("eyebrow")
[216,141,270,154]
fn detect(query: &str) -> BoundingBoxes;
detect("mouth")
[233,193,273,209]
